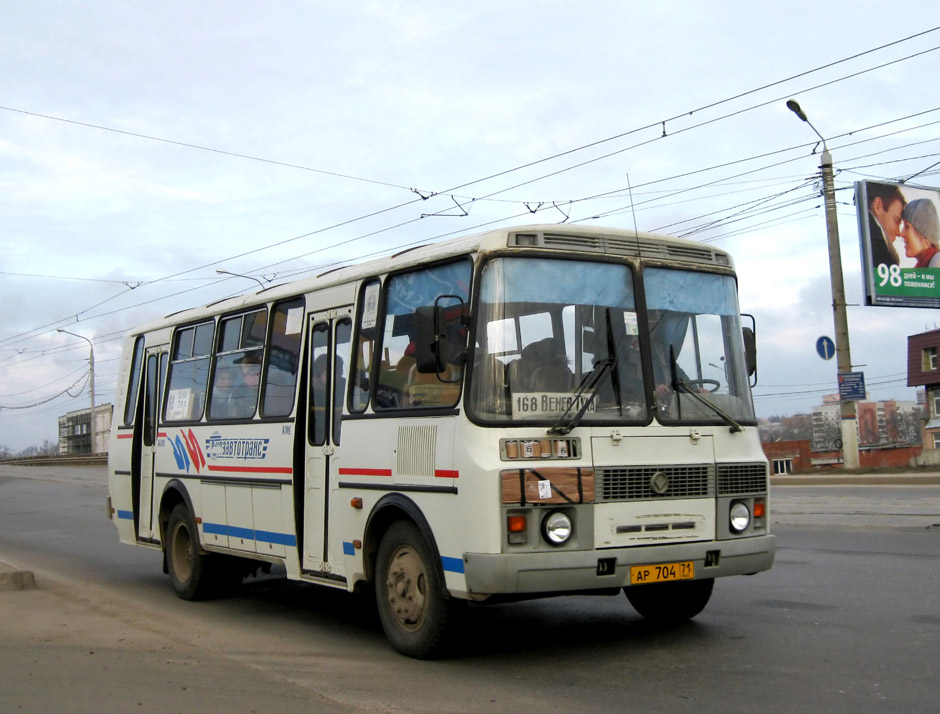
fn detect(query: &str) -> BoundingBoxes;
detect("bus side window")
[123,336,145,426]
[143,354,158,446]
[262,297,304,417]
[209,309,267,420]
[350,279,380,413]
[165,321,214,422]
[308,323,330,446]
[376,260,471,410]
[333,319,351,444]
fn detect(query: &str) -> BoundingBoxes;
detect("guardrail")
[0,454,108,467]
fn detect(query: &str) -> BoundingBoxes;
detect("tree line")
[0,440,59,459]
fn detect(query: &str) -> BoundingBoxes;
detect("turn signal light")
[753,500,766,518]
[507,514,527,545]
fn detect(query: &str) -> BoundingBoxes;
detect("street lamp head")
[786,99,808,122]
[785,98,826,148]
[57,327,87,341]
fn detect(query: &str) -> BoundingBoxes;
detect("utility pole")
[786,100,859,469]
[58,329,96,454]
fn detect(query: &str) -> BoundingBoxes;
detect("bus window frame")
[260,295,306,419]
[349,277,382,415]
[371,256,473,413]
[207,306,269,422]
[163,319,216,424]
[123,335,145,427]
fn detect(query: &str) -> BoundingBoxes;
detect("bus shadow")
[232,573,714,660]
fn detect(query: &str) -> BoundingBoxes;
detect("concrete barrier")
[0,562,37,591]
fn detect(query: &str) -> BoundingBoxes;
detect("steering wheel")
[687,378,721,393]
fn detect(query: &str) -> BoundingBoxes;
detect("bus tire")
[375,521,451,658]
[624,578,714,624]
[166,503,216,601]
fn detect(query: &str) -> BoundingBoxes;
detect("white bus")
[108,224,775,657]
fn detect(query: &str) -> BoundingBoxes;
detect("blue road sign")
[816,336,836,360]
[838,371,866,401]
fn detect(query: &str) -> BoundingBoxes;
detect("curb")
[0,563,37,592]
[772,473,940,486]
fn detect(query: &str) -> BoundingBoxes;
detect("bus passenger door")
[302,309,353,575]
[137,348,167,541]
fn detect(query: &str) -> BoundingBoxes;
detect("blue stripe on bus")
[255,529,297,546]
[202,522,297,548]
[116,510,134,520]
[441,556,465,574]
[342,541,355,556]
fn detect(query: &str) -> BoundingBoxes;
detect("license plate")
[630,560,694,585]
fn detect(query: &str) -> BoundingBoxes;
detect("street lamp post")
[786,99,860,469]
[57,328,96,455]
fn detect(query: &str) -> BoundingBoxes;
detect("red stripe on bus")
[338,467,393,477]
[206,465,293,475]
[435,470,459,479]
[117,433,134,439]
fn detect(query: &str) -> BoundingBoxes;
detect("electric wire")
[4,30,940,419]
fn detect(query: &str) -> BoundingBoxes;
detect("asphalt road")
[1,464,938,714]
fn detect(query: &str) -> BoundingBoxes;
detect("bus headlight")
[542,511,573,545]
[729,501,751,533]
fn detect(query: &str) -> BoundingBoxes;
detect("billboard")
[857,180,940,308]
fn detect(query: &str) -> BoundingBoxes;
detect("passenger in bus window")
[209,363,240,418]
[376,343,416,408]
[618,337,645,404]
[263,347,298,416]
[310,353,329,443]
[232,351,262,418]
[332,355,346,443]
[404,328,463,407]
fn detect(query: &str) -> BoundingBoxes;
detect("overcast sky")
[2,2,939,451]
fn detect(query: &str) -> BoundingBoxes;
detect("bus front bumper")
[462,534,775,596]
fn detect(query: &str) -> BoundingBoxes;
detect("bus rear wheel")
[166,503,216,600]
[375,521,452,658]
[624,578,714,624]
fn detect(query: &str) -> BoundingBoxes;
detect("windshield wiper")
[549,309,625,435]
[668,347,743,433]
[547,358,616,435]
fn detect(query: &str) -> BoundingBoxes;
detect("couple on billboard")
[867,182,940,269]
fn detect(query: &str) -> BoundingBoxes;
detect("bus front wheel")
[624,578,714,624]
[166,503,216,600]
[375,521,452,658]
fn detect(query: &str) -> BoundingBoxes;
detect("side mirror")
[741,314,757,386]
[414,296,466,377]
[414,305,444,374]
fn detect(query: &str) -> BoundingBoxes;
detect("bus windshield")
[645,267,755,425]
[470,257,755,427]
[471,257,647,424]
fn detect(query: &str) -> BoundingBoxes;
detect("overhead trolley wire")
[3,28,940,371]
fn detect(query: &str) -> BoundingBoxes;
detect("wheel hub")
[385,545,427,630]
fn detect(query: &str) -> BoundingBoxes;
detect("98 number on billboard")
[877,263,902,287]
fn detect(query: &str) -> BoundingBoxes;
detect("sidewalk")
[772,470,940,486]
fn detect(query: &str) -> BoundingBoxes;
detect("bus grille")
[717,462,768,495]
[596,464,713,502]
